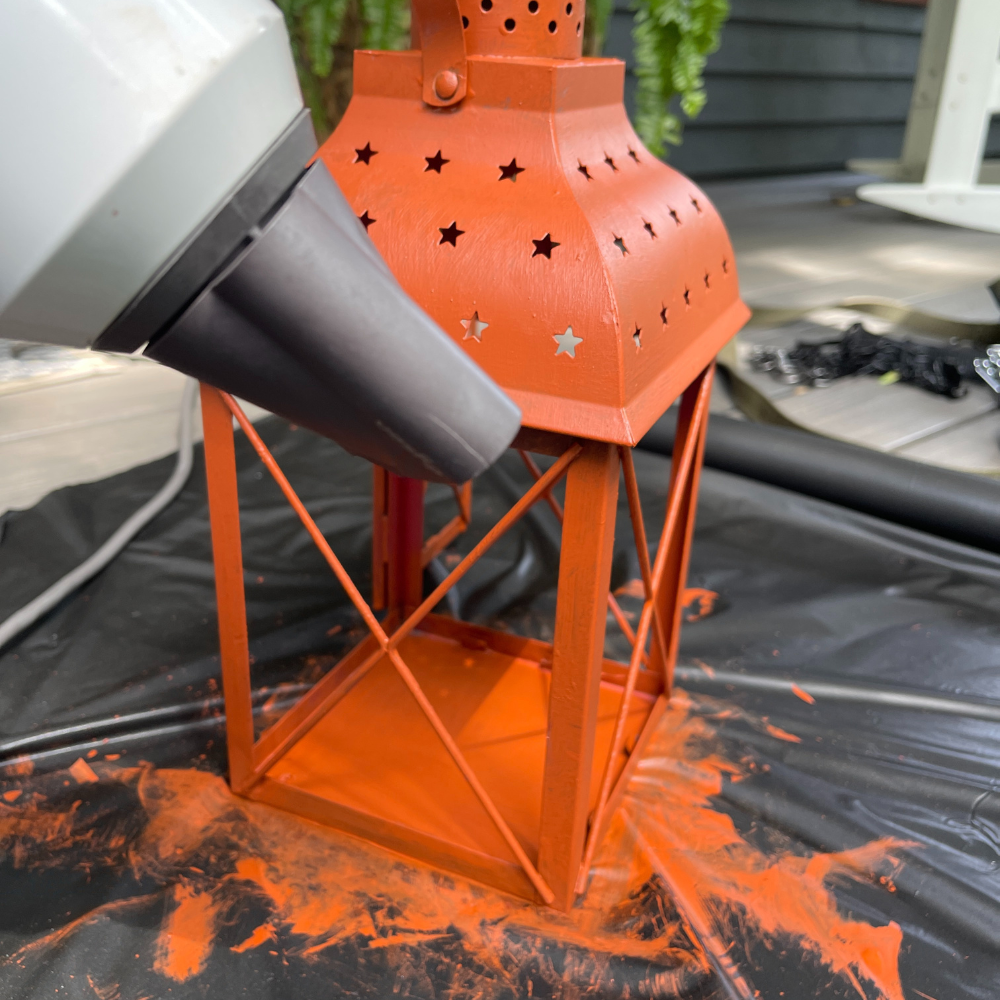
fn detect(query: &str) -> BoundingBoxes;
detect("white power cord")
[0,377,199,651]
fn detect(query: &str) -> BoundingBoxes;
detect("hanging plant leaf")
[632,0,728,156]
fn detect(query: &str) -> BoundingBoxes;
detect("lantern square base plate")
[247,621,656,901]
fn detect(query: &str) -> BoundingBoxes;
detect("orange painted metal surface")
[201,382,715,908]
[537,440,620,909]
[200,384,255,794]
[316,8,748,444]
[197,0,748,913]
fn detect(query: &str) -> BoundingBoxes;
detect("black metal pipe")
[638,410,1000,551]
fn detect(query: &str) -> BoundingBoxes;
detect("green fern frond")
[278,0,727,156]
[583,0,614,56]
[359,0,411,51]
[632,0,728,156]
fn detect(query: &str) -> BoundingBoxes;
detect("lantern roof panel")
[320,51,749,444]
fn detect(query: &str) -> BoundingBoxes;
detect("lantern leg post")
[200,384,256,794]
[647,364,714,693]
[386,474,426,615]
[537,440,620,910]
[372,467,390,610]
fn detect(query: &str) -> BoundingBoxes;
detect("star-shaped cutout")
[499,158,525,182]
[722,258,729,273]
[613,236,628,256]
[644,220,656,239]
[461,310,489,342]
[704,272,711,288]
[358,210,375,231]
[532,233,560,258]
[425,150,449,173]
[553,326,582,358]
[668,207,681,226]
[690,196,702,213]
[355,142,377,164]
[683,287,691,306]
[577,161,592,180]
[628,147,640,163]
[660,304,669,325]
[633,324,641,349]
[604,153,618,172]
[439,221,465,246]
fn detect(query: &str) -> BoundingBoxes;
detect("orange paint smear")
[764,722,802,743]
[86,972,121,1000]
[2,790,22,803]
[692,657,716,678]
[0,693,910,999]
[791,683,816,705]
[682,588,718,623]
[153,882,220,981]
[69,758,99,784]
[3,756,34,777]
[615,700,910,1000]
[0,796,86,868]
[231,921,277,953]
[614,578,646,599]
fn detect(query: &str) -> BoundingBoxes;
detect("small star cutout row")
[461,311,489,342]
[553,326,582,358]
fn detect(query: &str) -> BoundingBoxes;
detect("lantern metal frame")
[200,362,713,910]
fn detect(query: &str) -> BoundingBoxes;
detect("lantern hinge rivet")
[434,70,460,100]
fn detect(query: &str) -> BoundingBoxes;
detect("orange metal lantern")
[199,0,748,912]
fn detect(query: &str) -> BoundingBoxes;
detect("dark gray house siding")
[603,0,1000,178]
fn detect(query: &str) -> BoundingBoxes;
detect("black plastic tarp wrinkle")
[1,416,1000,999]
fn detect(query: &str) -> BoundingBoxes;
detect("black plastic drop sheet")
[1,416,999,999]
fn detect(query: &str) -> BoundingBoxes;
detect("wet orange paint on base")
[0,692,909,998]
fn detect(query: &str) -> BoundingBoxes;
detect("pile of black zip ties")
[749,323,983,398]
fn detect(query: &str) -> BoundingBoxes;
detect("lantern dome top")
[318,46,748,446]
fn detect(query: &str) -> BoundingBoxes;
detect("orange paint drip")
[4,756,34,777]
[231,921,277,953]
[614,578,646,599]
[682,588,718,623]
[69,758,99,784]
[791,683,816,705]
[764,723,802,744]
[153,882,219,982]
[692,658,716,679]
